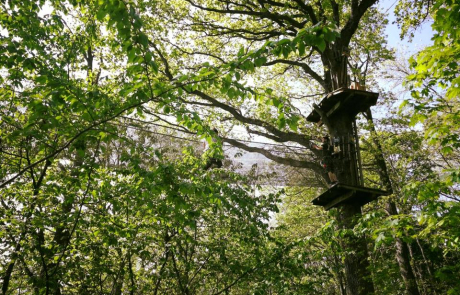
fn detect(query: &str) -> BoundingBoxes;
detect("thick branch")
[223,137,323,174]
[192,23,290,39]
[330,0,340,26]
[185,0,305,29]
[292,0,318,24]
[264,59,325,88]
[340,0,379,46]
[190,90,312,147]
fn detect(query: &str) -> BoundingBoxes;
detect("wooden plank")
[326,100,341,117]
[324,190,355,210]
[311,183,388,209]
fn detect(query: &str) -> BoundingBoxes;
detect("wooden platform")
[312,183,388,210]
[307,88,379,123]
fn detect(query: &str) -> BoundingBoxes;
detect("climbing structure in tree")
[307,88,389,210]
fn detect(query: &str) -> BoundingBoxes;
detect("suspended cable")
[109,121,312,157]
[117,117,310,150]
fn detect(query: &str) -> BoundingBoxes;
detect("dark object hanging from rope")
[204,158,223,170]
[204,128,223,170]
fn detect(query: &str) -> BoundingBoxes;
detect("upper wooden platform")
[312,183,388,210]
[307,88,379,123]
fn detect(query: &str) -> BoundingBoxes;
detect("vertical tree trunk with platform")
[330,103,373,295]
[309,89,388,295]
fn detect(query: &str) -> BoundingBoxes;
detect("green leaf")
[323,28,338,42]
[237,46,245,56]
[282,46,290,58]
[145,52,153,62]
[128,48,136,63]
[317,39,326,52]
[138,33,149,48]
[287,115,299,131]
[441,146,453,154]
[254,57,267,67]
[241,60,254,72]
[298,41,306,56]
[277,39,291,46]
[96,8,107,21]
[277,116,286,129]
[151,61,159,74]
[35,75,47,84]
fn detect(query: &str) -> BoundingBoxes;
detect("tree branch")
[185,0,305,29]
[330,0,340,26]
[264,59,325,88]
[223,137,323,174]
[189,90,312,147]
[340,0,379,46]
[293,0,319,24]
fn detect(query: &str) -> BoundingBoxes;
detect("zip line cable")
[110,121,312,157]
[117,117,311,150]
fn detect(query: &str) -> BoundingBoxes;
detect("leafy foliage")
[1,0,459,294]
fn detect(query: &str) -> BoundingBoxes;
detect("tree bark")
[364,109,420,295]
[2,242,21,295]
[387,203,421,295]
[315,107,375,294]
[338,204,374,295]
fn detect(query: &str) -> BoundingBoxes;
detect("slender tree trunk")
[114,250,126,295]
[43,140,86,294]
[128,251,136,295]
[3,159,52,294]
[2,242,21,295]
[364,109,420,295]
[387,202,421,295]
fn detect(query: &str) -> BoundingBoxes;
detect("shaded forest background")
[0,0,459,294]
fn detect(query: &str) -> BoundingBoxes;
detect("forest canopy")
[0,0,459,294]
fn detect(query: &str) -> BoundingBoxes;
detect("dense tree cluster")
[0,0,458,294]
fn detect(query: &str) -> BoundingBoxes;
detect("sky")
[380,0,434,54]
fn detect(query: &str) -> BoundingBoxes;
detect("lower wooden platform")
[312,183,388,210]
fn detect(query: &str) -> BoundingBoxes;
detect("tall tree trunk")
[114,249,126,295]
[2,242,21,295]
[338,204,374,295]
[386,202,420,295]
[317,108,375,295]
[364,109,420,295]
